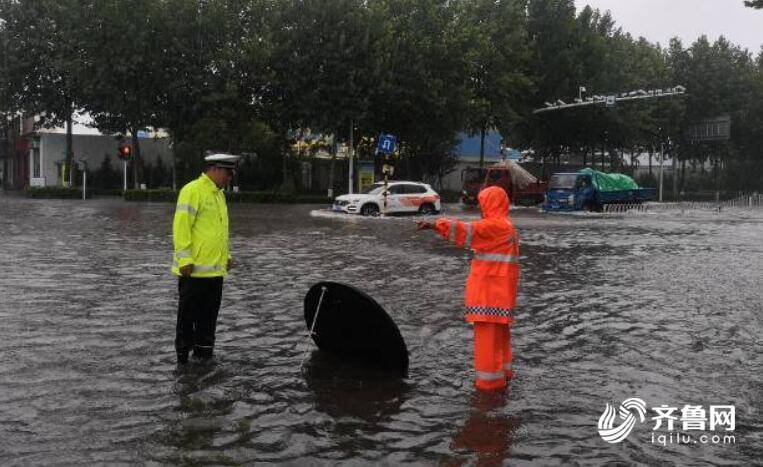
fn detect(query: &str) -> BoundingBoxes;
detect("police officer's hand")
[417,221,434,231]
[227,258,235,271]
[179,264,194,277]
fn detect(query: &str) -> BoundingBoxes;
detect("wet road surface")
[0,195,761,465]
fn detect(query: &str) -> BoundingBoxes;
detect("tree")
[0,14,11,118]
[460,0,533,168]
[78,0,174,188]
[264,0,380,191]
[744,1,763,9]
[0,0,90,186]
[366,0,473,181]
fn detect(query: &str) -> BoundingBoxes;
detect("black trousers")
[176,276,224,358]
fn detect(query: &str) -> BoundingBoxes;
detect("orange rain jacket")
[434,186,520,324]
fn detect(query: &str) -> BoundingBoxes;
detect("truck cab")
[543,170,657,212]
[543,173,597,211]
[460,167,487,205]
[461,163,547,206]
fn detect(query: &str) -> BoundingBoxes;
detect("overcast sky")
[574,0,763,54]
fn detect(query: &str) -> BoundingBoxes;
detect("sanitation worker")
[417,186,519,391]
[171,153,240,363]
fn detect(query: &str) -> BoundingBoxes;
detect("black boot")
[193,346,213,360]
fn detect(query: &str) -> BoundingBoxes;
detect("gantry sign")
[533,86,686,114]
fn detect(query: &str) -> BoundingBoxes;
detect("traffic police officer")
[172,153,240,363]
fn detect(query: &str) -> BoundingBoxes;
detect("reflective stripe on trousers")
[473,252,519,264]
[476,370,505,381]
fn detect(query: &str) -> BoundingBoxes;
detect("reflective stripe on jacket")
[434,186,519,324]
[171,173,231,278]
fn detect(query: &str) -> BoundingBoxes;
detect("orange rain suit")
[433,186,520,391]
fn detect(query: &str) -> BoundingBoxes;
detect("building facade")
[2,116,171,190]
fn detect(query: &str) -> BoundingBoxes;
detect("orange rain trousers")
[432,187,520,392]
[473,322,513,391]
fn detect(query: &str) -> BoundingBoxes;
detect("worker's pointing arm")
[418,218,474,249]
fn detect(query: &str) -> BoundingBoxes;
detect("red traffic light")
[118,144,132,160]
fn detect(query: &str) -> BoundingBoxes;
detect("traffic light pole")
[123,160,127,192]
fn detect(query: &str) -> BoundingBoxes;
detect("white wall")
[39,133,171,186]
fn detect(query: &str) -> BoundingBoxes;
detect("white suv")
[332,181,441,216]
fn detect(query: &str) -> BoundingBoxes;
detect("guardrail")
[602,193,763,213]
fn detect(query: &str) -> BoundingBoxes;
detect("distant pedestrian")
[417,186,520,391]
[171,153,240,363]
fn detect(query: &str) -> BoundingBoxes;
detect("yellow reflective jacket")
[171,173,231,278]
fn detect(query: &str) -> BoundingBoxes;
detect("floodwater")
[0,195,761,466]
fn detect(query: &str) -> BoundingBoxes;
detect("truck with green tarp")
[542,168,656,211]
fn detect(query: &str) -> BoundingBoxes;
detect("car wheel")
[361,203,380,216]
[418,203,436,215]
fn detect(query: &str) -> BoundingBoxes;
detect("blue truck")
[542,169,657,212]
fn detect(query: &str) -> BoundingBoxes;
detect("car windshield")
[361,183,385,195]
[549,174,579,189]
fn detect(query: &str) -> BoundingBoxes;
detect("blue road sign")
[377,134,396,154]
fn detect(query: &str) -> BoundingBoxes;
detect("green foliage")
[123,188,328,204]
[437,190,462,203]
[123,189,178,202]
[227,191,329,204]
[25,186,91,199]
[93,154,122,190]
[2,0,762,193]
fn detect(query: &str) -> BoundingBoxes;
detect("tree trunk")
[131,130,141,189]
[479,125,486,169]
[541,153,546,178]
[671,151,678,200]
[281,135,294,192]
[648,148,653,176]
[680,159,686,193]
[65,111,74,187]
[328,144,336,196]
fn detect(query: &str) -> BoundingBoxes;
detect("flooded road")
[1,195,761,465]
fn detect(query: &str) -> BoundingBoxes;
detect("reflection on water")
[449,391,522,466]
[302,351,408,422]
[0,196,760,465]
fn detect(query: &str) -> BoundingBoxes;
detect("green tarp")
[578,168,639,192]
